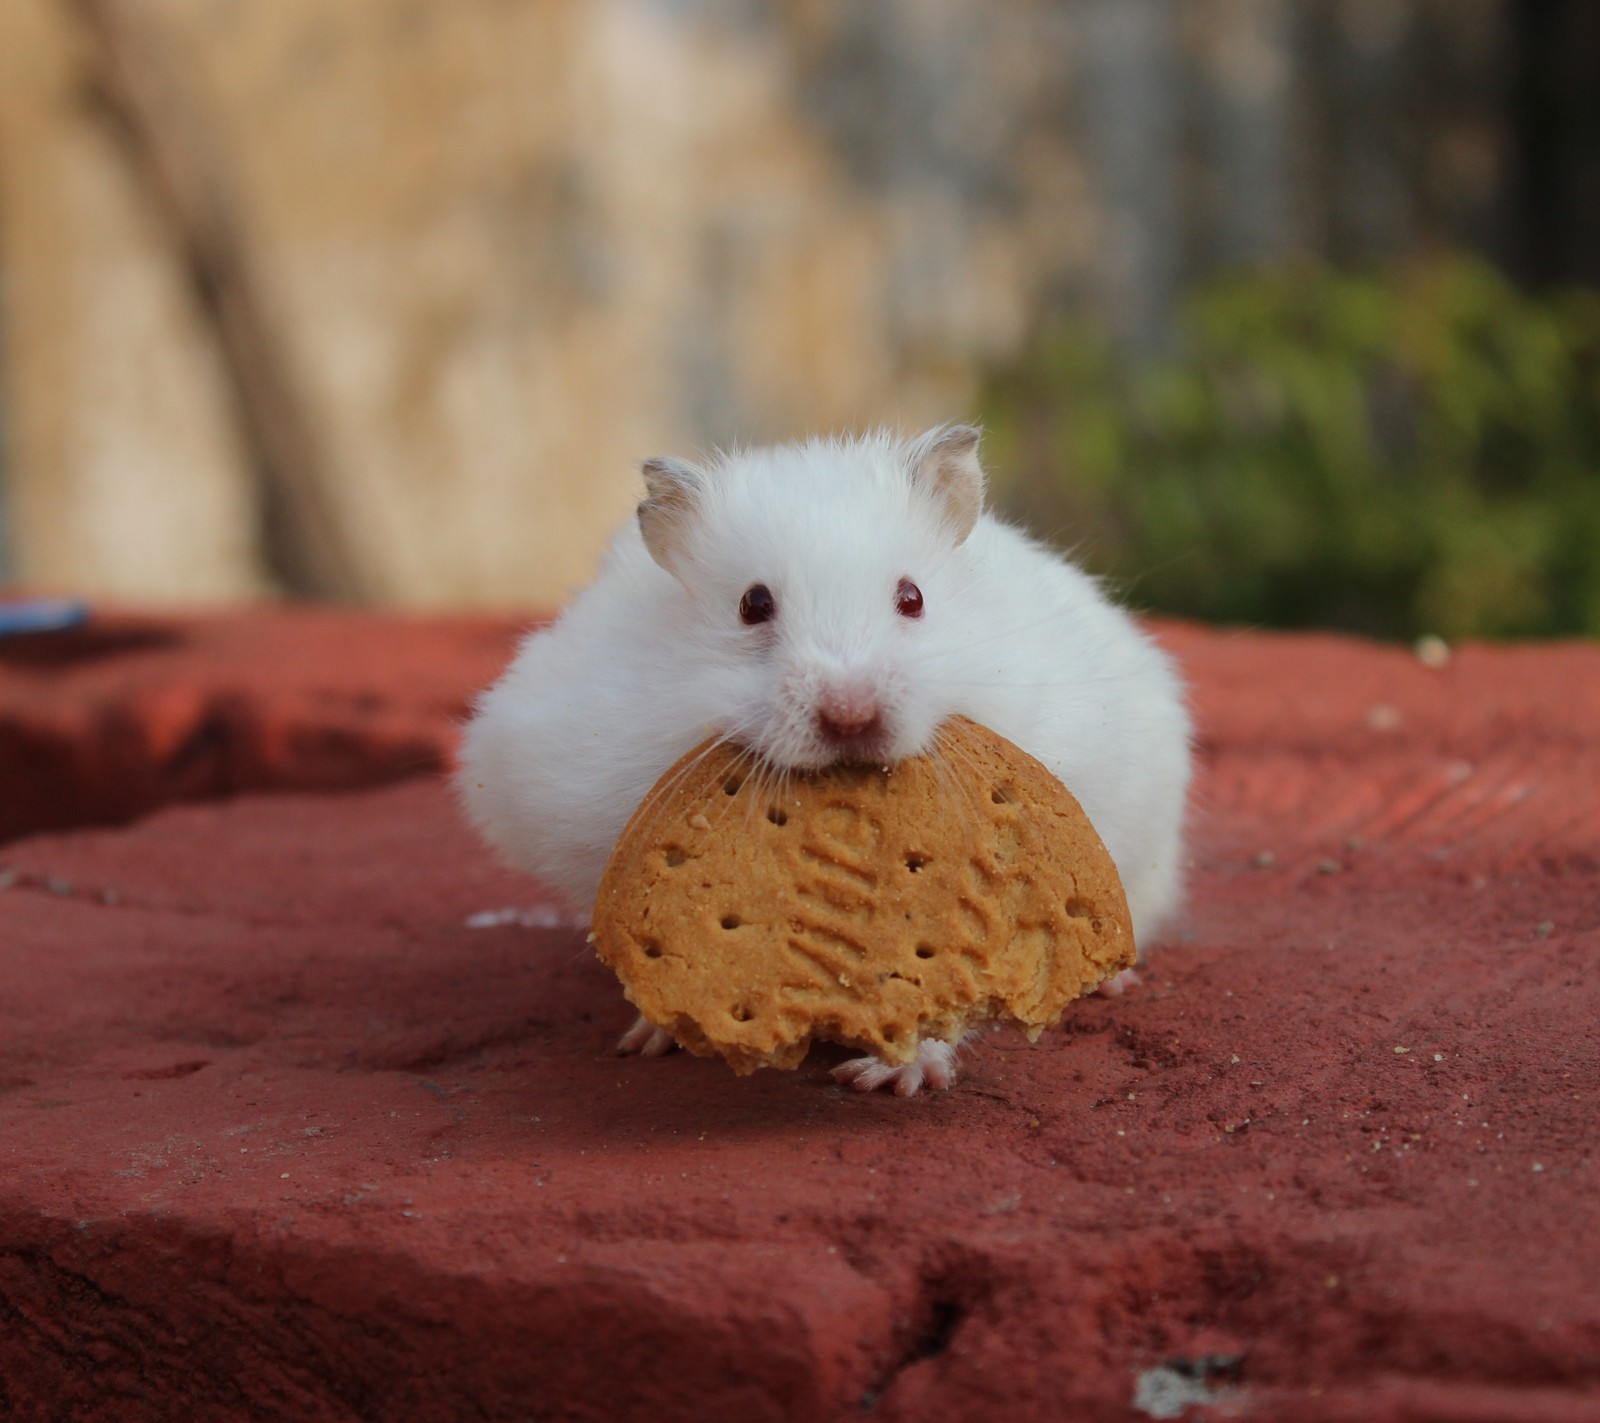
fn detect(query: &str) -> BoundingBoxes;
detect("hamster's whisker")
[734,751,782,837]
[927,725,988,839]
[630,748,717,823]
[629,716,760,825]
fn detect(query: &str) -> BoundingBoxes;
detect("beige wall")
[0,0,268,601]
[0,0,995,605]
[0,0,1510,607]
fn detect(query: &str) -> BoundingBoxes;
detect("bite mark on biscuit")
[1011,923,1058,1015]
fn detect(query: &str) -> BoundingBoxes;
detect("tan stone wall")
[0,0,1513,607]
[0,0,987,606]
[0,0,268,602]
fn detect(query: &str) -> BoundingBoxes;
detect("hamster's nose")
[816,686,883,745]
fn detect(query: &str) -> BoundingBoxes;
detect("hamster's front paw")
[1096,966,1143,997]
[831,1039,959,1096]
[617,1012,678,1057]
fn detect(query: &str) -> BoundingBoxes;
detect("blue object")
[0,598,91,638]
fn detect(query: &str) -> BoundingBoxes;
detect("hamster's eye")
[739,583,776,625]
[895,578,924,619]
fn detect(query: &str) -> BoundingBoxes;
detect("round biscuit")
[591,717,1135,1074]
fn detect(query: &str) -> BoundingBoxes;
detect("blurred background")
[0,0,1596,638]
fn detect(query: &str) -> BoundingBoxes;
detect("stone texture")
[2,613,1598,1421]
[0,605,523,841]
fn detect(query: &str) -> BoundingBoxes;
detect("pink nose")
[816,686,882,743]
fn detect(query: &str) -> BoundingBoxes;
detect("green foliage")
[979,257,1600,640]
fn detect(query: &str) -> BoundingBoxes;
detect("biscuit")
[591,717,1135,1074]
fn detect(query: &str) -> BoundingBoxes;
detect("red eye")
[739,584,776,625]
[896,578,923,618]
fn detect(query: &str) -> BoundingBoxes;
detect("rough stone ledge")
[0,606,526,842]
[1,612,1597,1421]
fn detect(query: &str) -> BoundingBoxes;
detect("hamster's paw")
[617,1013,678,1057]
[832,1039,958,1097]
[1097,966,1143,997]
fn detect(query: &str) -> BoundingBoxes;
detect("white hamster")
[457,425,1192,1094]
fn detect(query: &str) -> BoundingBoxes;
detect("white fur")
[457,427,1192,951]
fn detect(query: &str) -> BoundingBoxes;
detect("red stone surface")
[2,614,1597,1421]
[0,606,526,841]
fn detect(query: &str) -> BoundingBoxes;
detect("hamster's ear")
[638,456,705,573]
[906,424,984,543]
